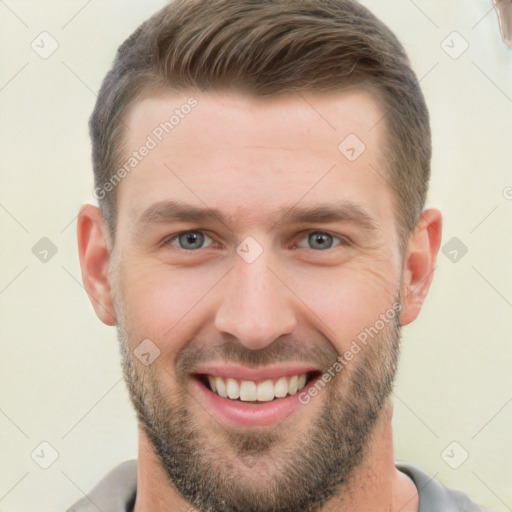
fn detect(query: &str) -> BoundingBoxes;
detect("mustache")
[175,336,339,375]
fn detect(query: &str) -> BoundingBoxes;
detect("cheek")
[117,261,220,351]
[286,257,399,351]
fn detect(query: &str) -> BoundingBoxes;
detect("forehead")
[117,88,393,232]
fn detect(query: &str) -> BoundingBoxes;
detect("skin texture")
[77,89,442,511]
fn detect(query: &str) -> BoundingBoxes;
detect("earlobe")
[77,204,117,326]
[400,208,443,326]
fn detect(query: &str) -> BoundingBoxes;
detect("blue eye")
[298,231,342,250]
[168,231,213,250]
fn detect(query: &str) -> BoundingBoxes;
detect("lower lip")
[193,376,319,427]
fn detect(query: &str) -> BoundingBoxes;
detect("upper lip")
[193,363,319,381]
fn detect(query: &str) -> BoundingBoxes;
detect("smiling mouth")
[196,372,320,403]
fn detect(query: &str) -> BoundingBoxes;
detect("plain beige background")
[0,1,511,510]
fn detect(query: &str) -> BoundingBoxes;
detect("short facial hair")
[114,297,401,512]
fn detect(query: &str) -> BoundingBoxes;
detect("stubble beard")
[115,303,401,512]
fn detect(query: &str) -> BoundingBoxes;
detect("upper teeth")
[207,374,308,402]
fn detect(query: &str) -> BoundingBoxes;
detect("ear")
[77,204,117,326]
[400,208,443,326]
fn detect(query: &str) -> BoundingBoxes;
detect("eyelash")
[161,230,351,251]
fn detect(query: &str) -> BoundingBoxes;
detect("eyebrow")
[135,199,379,233]
[137,200,237,228]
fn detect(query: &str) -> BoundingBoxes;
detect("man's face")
[111,89,405,511]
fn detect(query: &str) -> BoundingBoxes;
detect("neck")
[133,403,418,512]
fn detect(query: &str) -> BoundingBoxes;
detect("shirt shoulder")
[65,460,137,512]
[396,461,495,512]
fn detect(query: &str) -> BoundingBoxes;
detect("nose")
[214,252,297,351]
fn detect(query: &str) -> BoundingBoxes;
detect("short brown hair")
[90,0,431,245]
